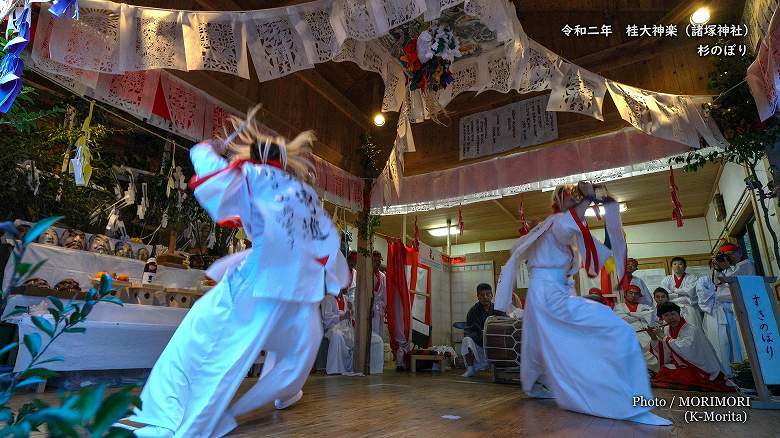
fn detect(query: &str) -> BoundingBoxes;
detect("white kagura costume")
[129,143,349,437]
[660,273,702,327]
[614,302,659,372]
[321,294,354,375]
[495,204,670,426]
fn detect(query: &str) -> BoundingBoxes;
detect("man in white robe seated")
[649,302,736,392]
[660,257,701,327]
[321,291,354,375]
[623,258,652,306]
[614,285,658,372]
[461,283,506,377]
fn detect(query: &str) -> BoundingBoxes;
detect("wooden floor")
[11,370,780,437]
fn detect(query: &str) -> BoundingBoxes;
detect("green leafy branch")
[0,218,139,437]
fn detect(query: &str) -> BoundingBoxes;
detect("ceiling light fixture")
[427,226,460,237]
[690,6,711,25]
[584,202,628,217]
[373,113,386,127]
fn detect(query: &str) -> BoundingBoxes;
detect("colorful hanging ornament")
[457,208,464,237]
[0,4,30,113]
[70,101,95,186]
[48,0,79,19]
[518,194,530,236]
[669,167,684,227]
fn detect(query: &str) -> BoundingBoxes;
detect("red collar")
[570,209,599,277]
[188,158,283,191]
[669,318,686,338]
[336,295,345,311]
[673,274,686,289]
[625,301,639,312]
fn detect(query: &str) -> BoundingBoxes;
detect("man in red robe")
[649,302,736,392]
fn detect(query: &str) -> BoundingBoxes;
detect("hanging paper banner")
[646,92,701,149]
[459,94,558,160]
[49,0,121,73]
[515,40,561,92]
[547,62,607,121]
[606,80,658,134]
[747,7,780,121]
[181,11,250,79]
[119,6,187,72]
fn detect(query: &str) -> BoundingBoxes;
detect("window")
[736,216,765,276]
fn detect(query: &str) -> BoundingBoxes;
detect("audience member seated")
[614,285,658,372]
[321,290,354,375]
[660,257,702,327]
[461,283,506,378]
[652,287,670,324]
[623,258,652,306]
[649,302,736,392]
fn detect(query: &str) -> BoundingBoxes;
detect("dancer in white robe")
[660,257,701,327]
[614,285,658,372]
[126,107,349,438]
[495,182,670,426]
[322,292,354,375]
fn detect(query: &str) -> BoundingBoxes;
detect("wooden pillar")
[401,214,407,246]
[353,248,372,374]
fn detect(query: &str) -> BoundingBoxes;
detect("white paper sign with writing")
[459,94,558,160]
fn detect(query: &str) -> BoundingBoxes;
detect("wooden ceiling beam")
[190,0,372,131]
[294,69,374,132]
[493,200,520,223]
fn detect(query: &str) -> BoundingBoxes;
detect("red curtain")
[385,239,418,354]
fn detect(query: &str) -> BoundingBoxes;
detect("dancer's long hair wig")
[220,104,316,183]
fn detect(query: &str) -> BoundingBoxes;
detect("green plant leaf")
[36,356,64,365]
[5,308,28,318]
[31,316,55,338]
[98,275,113,297]
[16,376,46,388]
[24,406,81,424]
[99,296,123,306]
[74,385,105,421]
[23,216,64,245]
[90,389,137,436]
[0,342,18,355]
[0,407,12,423]
[22,259,47,282]
[104,427,136,438]
[23,333,41,357]
[47,296,65,311]
[63,327,86,334]
[20,368,58,380]
[48,308,61,322]
[14,262,30,276]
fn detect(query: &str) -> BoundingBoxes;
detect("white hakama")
[660,274,702,327]
[614,302,659,372]
[496,208,670,426]
[129,143,349,437]
[321,295,354,375]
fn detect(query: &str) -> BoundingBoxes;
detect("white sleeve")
[325,251,350,296]
[189,144,246,224]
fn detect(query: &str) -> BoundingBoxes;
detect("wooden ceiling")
[122,0,746,177]
[375,163,722,247]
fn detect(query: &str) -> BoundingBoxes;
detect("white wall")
[591,218,713,259]
[704,161,780,276]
